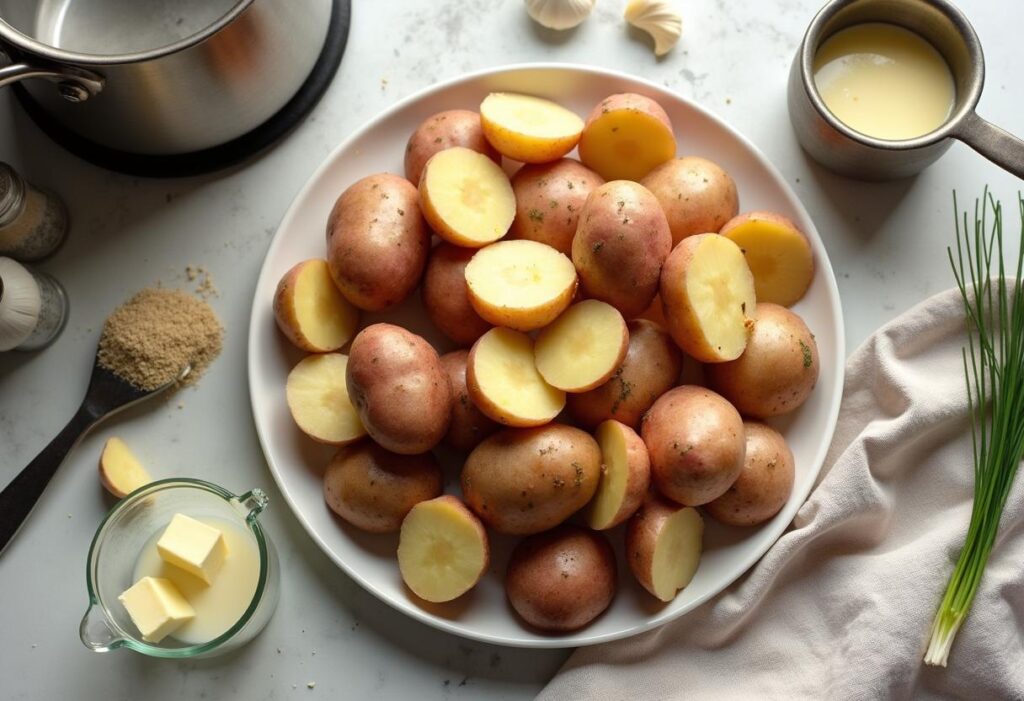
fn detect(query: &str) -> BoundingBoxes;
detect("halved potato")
[578,93,676,181]
[719,211,815,307]
[583,420,651,530]
[398,495,489,603]
[286,354,366,446]
[465,239,577,331]
[99,437,152,498]
[480,92,584,163]
[534,300,628,392]
[467,327,565,426]
[625,494,704,602]
[660,233,757,363]
[273,259,359,353]
[419,146,515,247]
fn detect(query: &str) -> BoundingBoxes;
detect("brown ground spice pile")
[98,288,223,390]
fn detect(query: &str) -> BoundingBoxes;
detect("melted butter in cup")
[813,22,956,141]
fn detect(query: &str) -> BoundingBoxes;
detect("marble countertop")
[1,0,1020,699]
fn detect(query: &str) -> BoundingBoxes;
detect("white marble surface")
[0,0,1020,699]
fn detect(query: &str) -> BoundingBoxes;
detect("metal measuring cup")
[788,0,1024,180]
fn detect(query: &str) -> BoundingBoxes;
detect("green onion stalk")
[924,190,1024,667]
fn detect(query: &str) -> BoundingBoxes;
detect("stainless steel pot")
[0,0,331,155]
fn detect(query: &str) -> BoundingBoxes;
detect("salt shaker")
[0,163,69,261]
[0,257,69,351]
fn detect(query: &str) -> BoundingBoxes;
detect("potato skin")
[422,243,492,346]
[346,324,452,455]
[705,422,795,526]
[404,109,500,186]
[323,442,443,533]
[439,350,499,452]
[705,303,819,417]
[568,319,682,430]
[505,525,616,632]
[641,157,739,245]
[461,424,601,534]
[509,159,604,255]
[584,420,652,530]
[572,181,672,318]
[641,385,745,506]
[327,173,430,311]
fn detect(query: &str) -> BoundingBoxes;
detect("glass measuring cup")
[80,478,280,658]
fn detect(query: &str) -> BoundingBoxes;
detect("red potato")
[582,420,651,530]
[578,93,677,181]
[274,259,359,353]
[571,180,672,318]
[439,350,499,452]
[326,173,430,311]
[641,385,745,506]
[705,422,795,526]
[626,494,703,602]
[422,243,492,347]
[509,159,604,255]
[505,525,616,631]
[346,324,452,455]
[641,156,739,245]
[404,109,500,186]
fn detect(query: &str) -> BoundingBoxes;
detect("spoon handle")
[0,405,96,555]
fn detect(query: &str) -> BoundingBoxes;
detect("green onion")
[924,190,1024,667]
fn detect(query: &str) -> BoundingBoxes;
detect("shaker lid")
[0,163,25,227]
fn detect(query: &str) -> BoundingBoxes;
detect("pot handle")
[953,112,1024,180]
[0,55,104,103]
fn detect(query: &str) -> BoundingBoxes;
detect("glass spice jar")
[0,162,69,262]
[0,257,69,351]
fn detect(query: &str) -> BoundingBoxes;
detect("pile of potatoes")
[273,90,821,633]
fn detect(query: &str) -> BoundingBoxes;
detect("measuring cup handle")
[0,405,96,555]
[954,112,1024,180]
[0,44,104,102]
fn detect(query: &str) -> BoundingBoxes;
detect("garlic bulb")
[525,0,595,31]
[624,0,682,56]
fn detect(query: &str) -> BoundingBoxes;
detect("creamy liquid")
[813,23,955,140]
[132,516,260,645]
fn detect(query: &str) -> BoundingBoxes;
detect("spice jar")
[0,257,69,351]
[0,163,69,261]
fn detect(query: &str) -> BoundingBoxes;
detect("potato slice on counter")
[626,494,704,602]
[286,354,366,446]
[419,147,515,247]
[535,300,628,392]
[99,437,152,498]
[480,92,584,164]
[719,211,815,307]
[465,239,577,331]
[398,496,490,603]
[578,93,676,181]
[583,420,651,530]
[274,259,359,353]
[467,328,565,427]
[660,233,757,363]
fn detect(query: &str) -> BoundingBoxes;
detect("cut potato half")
[273,259,359,353]
[660,233,756,363]
[420,147,515,247]
[99,437,152,498]
[467,327,565,426]
[465,239,577,331]
[719,211,815,307]
[535,300,628,392]
[480,92,584,163]
[578,93,676,181]
[583,420,651,530]
[398,495,490,603]
[286,354,366,445]
[626,495,704,602]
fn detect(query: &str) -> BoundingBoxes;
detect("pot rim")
[0,0,254,66]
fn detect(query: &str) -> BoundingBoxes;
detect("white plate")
[248,64,845,648]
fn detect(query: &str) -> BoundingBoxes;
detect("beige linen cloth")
[540,288,1024,701]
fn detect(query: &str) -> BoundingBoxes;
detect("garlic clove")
[624,0,683,56]
[525,0,596,31]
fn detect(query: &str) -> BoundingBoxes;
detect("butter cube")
[118,576,195,643]
[156,514,228,584]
